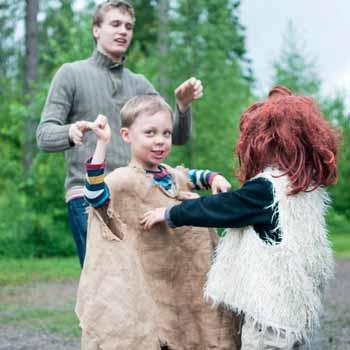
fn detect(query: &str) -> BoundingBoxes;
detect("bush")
[326,208,350,236]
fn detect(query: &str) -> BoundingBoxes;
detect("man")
[36,0,203,267]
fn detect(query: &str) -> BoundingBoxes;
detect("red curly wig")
[236,86,340,194]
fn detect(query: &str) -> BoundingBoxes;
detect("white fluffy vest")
[204,168,334,342]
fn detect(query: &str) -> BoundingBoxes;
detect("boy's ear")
[120,127,131,143]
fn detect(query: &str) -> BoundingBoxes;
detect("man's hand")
[69,116,111,145]
[140,208,167,230]
[175,77,203,112]
[211,174,232,194]
[68,121,91,145]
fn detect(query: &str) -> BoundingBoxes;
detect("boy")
[76,95,240,350]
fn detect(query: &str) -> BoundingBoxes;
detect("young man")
[36,0,202,267]
[76,95,240,350]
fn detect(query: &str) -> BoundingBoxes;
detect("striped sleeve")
[84,159,110,208]
[187,169,218,190]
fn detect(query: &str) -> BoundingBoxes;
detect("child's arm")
[140,171,232,229]
[187,169,231,194]
[91,115,111,164]
[84,115,124,239]
[141,178,274,231]
[84,115,111,209]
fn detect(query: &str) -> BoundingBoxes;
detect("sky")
[240,0,350,100]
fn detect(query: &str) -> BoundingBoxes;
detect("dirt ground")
[0,260,349,350]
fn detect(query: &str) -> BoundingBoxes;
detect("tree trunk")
[157,0,169,96]
[24,0,39,175]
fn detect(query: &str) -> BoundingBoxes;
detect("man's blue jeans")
[67,197,89,267]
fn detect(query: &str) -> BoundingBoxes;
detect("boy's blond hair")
[121,95,173,128]
[93,0,135,29]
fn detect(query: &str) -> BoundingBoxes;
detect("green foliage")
[321,95,350,220]
[271,22,350,227]
[272,21,321,96]
[154,0,253,179]
[39,0,94,77]
[0,0,93,258]
[0,1,23,77]
[1,1,348,258]
[327,208,350,236]
[131,0,159,55]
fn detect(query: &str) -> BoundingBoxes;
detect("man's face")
[93,8,134,61]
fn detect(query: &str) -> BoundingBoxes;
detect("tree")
[322,94,350,221]
[24,0,39,174]
[272,21,321,96]
[131,0,158,55]
[163,0,253,177]
[0,0,255,257]
[156,0,170,94]
[271,22,350,230]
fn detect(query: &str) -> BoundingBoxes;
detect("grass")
[0,234,348,338]
[0,257,80,286]
[0,304,80,337]
[329,232,350,258]
[0,257,81,337]
[0,233,349,286]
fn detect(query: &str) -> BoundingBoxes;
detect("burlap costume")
[76,164,240,350]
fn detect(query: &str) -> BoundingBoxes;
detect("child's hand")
[211,174,232,194]
[91,114,111,144]
[140,208,167,230]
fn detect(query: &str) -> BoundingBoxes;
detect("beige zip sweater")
[36,50,191,195]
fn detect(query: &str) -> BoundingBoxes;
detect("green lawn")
[0,257,81,337]
[0,234,348,338]
[0,257,80,286]
[330,232,350,258]
[0,304,81,337]
[0,233,349,286]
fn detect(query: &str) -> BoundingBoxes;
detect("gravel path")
[0,325,79,350]
[0,260,349,350]
[311,259,350,350]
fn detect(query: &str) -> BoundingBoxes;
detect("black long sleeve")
[169,177,281,244]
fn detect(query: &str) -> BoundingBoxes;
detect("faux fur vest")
[204,167,334,343]
[76,164,239,350]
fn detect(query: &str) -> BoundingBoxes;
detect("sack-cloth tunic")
[76,164,240,350]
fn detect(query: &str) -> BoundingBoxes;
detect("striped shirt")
[84,161,218,209]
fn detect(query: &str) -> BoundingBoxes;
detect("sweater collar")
[91,49,125,70]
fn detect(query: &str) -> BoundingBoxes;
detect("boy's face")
[93,8,134,61]
[121,110,173,171]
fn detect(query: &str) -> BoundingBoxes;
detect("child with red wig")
[141,86,340,349]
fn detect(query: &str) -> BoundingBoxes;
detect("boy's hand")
[175,77,203,112]
[211,174,232,194]
[90,114,111,144]
[141,208,167,230]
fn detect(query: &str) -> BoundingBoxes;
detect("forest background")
[0,0,349,259]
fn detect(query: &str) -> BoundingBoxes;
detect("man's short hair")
[121,95,173,128]
[93,0,135,28]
